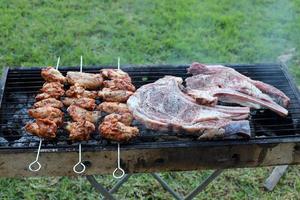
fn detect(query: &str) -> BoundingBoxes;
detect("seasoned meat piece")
[98,88,133,103]
[66,121,95,141]
[35,82,65,101]
[62,97,96,110]
[66,72,103,89]
[103,79,135,92]
[33,98,63,109]
[97,102,130,114]
[65,84,97,99]
[103,113,133,126]
[101,69,131,81]
[41,66,66,83]
[67,105,100,123]
[28,106,64,126]
[99,117,139,142]
[25,119,57,138]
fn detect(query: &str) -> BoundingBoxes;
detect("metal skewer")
[73,55,86,174]
[113,143,125,179]
[29,56,61,172]
[28,139,42,172]
[113,57,125,179]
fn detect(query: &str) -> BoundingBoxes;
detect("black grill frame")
[1,63,300,153]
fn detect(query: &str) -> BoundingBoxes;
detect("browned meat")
[103,79,136,92]
[35,82,65,101]
[97,102,130,114]
[25,119,57,138]
[28,106,64,126]
[65,84,98,99]
[67,105,100,124]
[99,117,139,142]
[33,98,63,109]
[101,69,131,81]
[103,113,133,126]
[41,67,66,83]
[98,88,133,103]
[62,97,96,110]
[127,76,251,139]
[66,72,103,89]
[66,120,95,141]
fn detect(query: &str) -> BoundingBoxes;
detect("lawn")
[1,0,300,199]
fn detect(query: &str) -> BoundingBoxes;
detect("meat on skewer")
[101,69,131,81]
[66,71,103,90]
[103,113,133,126]
[25,119,57,139]
[28,106,64,126]
[97,102,130,114]
[99,116,139,142]
[65,83,98,99]
[33,98,64,109]
[67,104,101,124]
[62,97,96,110]
[103,79,136,92]
[35,82,65,101]
[66,120,95,141]
[98,88,133,103]
[41,66,66,83]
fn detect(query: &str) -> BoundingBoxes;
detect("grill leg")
[184,169,223,200]
[109,174,132,194]
[86,175,116,200]
[151,173,183,200]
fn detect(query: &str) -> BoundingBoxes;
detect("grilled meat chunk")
[35,82,65,101]
[103,113,133,126]
[103,79,136,92]
[33,98,63,109]
[25,119,57,138]
[66,120,95,141]
[98,88,133,103]
[66,72,103,89]
[41,66,66,83]
[97,102,130,114]
[67,105,100,123]
[62,97,96,110]
[99,117,139,142]
[28,106,64,126]
[101,69,131,81]
[65,84,97,99]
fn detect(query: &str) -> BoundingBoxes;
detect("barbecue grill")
[1,63,300,179]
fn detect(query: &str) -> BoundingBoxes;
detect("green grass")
[1,0,300,199]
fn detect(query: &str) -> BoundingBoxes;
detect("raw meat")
[127,76,251,139]
[186,62,290,116]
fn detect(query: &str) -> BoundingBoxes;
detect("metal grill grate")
[1,64,300,151]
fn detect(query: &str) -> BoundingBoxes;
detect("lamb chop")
[98,88,133,103]
[66,71,103,89]
[65,83,98,99]
[103,79,136,92]
[28,106,64,126]
[41,66,66,83]
[67,105,100,124]
[127,76,251,139]
[99,116,139,142]
[101,69,131,81]
[25,119,57,138]
[33,98,63,109]
[97,102,130,114]
[62,97,96,110]
[186,62,290,116]
[66,120,95,141]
